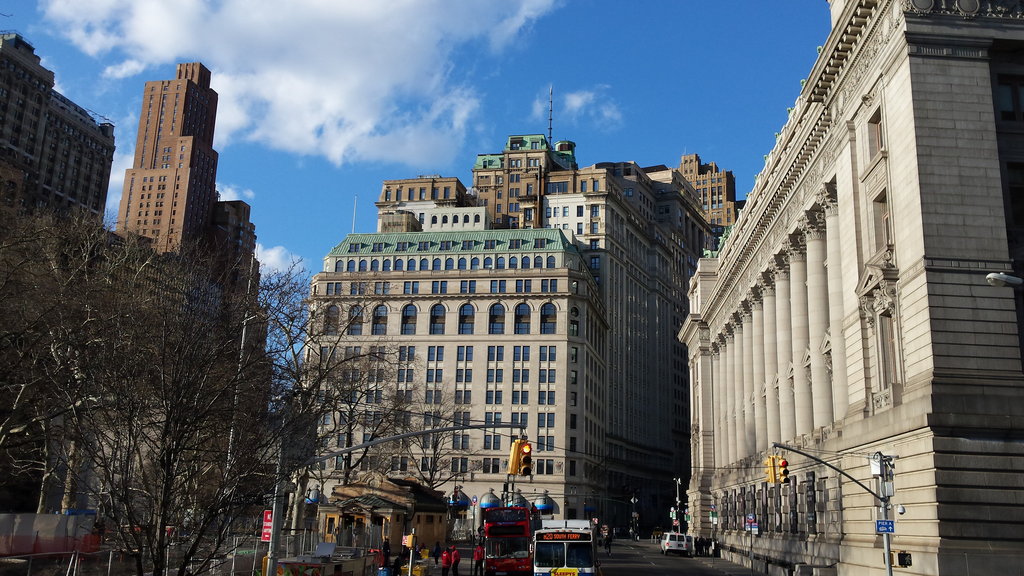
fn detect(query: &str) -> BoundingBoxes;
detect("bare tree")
[399,394,481,491]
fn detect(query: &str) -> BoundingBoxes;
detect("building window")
[540,303,557,334]
[324,305,340,335]
[515,303,531,334]
[998,75,1024,121]
[459,304,475,334]
[372,305,388,335]
[401,305,417,335]
[867,108,884,159]
[430,304,446,334]
[489,303,506,334]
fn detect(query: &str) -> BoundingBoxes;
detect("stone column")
[761,276,781,443]
[733,317,748,458]
[723,331,737,463]
[805,213,834,429]
[751,293,767,451]
[774,255,796,442]
[741,306,755,457]
[789,234,814,437]
[712,345,725,468]
[822,191,849,420]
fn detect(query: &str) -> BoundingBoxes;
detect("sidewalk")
[691,555,756,575]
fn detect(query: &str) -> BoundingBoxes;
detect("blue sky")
[5,1,832,272]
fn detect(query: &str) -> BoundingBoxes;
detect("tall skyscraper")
[117,63,234,254]
[0,33,115,216]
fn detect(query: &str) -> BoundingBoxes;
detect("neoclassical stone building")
[680,0,1024,574]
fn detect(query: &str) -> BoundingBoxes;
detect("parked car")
[660,532,693,557]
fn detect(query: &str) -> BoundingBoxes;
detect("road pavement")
[599,537,754,576]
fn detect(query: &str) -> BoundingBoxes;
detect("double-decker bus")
[532,520,601,576]
[482,506,540,576]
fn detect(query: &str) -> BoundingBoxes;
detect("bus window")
[534,542,565,568]
[566,543,593,568]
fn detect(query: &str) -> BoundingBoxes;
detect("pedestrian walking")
[433,541,443,566]
[382,538,391,567]
[604,535,612,556]
[472,543,485,576]
[441,546,452,576]
[451,545,462,576]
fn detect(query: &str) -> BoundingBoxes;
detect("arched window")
[474,214,481,223]
[431,215,438,224]
[359,260,368,272]
[540,303,557,334]
[509,257,518,269]
[463,215,470,223]
[496,257,505,269]
[395,259,404,271]
[458,257,467,270]
[407,258,416,271]
[347,260,356,272]
[445,258,455,270]
[442,215,449,224]
[514,303,531,334]
[334,260,344,272]
[401,305,417,335]
[370,259,379,271]
[459,304,475,334]
[534,256,543,268]
[522,257,531,269]
[484,257,493,269]
[348,305,364,335]
[489,303,506,334]
[420,258,429,271]
[471,257,480,270]
[372,305,388,335]
[430,304,446,335]
[432,258,442,271]
[546,256,556,268]
[382,259,392,272]
[325,305,340,335]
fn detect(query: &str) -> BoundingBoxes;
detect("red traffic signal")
[777,458,789,483]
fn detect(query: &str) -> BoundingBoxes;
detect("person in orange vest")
[472,543,485,576]
[441,546,452,576]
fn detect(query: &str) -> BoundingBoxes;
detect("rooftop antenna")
[547,85,553,143]
[352,194,357,234]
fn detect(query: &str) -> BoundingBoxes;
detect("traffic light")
[764,456,777,483]
[507,439,523,475]
[777,458,789,483]
[518,440,533,476]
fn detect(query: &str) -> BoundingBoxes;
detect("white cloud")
[217,182,256,202]
[41,0,561,167]
[531,86,623,130]
[257,243,301,275]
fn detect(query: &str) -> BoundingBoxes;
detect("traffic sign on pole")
[261,510,273,542]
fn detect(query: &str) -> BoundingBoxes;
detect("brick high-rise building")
[0,33,115,216]
[116,63,247,255]
[678,153,742,236]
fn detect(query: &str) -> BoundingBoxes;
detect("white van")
[659,532,693,556]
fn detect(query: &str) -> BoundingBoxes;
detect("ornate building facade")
[680,0,1024,574]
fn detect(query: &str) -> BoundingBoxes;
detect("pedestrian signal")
[777,458,789,483]
[518,441,533,476]
[764,456,777,483]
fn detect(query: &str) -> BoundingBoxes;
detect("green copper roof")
[326,228,579,258]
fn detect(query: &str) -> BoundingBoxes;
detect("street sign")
[260,510,273,542]
[876,519,895,534]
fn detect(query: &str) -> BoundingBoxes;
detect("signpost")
[876,519,895,534]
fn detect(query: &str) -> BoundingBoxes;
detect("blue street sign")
[876,519,895,534]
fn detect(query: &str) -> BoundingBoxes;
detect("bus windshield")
[485,537,531,559]
[534,542,593,568]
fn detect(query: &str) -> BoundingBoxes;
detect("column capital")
[786,232,807,261]
[802,210,827,241]
[817,182,839,216]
